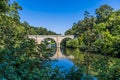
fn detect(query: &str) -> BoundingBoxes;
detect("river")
[45,47,120,79]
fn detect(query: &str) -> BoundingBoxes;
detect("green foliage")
[65,4,120,79]
[67,48,120,80]
[60,38,72,47]
[0,1,58,80]
[66,38,79,48]
[22,21,57,35]
[96,4,113,22]
[65,4,120,57]
[65,66,84,80]
[1,1,120,79]
[0,0,9,13]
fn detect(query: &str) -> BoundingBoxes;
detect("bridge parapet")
[29,35,74,38]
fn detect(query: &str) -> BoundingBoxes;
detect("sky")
[16,0,120,34]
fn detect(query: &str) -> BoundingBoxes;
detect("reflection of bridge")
[28,35,74,59]
[50,48,74,59]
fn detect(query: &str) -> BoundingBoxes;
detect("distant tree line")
[22,21,57,35]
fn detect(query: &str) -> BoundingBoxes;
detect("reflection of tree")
[65,48,120,79]
[91,55,120,80]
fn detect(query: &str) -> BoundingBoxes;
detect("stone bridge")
[28,35,74,48]
[28,35,74,59]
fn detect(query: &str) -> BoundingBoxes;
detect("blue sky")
[16,0,120,34]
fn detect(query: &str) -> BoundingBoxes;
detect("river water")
[46,47,120,79]
[49,48,98,79]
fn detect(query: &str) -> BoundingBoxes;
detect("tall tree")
[96,4,113,22]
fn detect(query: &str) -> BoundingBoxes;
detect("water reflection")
[50,48,74,59]
[52,59,74,72]
[49,47,120,80]
[50,48,97,79]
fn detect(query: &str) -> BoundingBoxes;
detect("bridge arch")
[28,35,74,59]
[28,35,74,48]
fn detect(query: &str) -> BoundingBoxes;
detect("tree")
[0,1,59,79]
[0,0,9,13]
[66,39,79,48]
[96,4,113,22]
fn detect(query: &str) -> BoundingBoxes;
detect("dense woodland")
[0,0,120,80]
[0,0,59,79]
[65,4,120,58]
